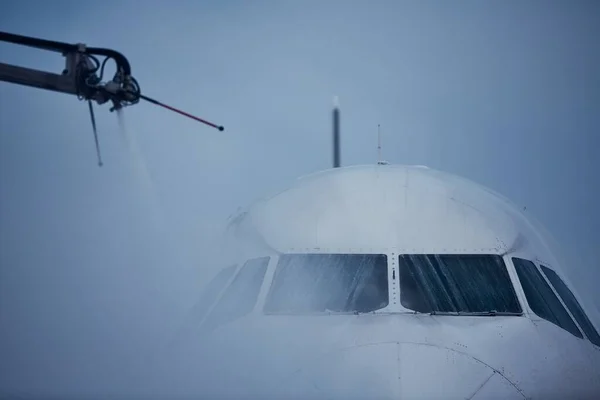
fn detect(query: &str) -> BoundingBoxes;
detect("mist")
[1,0,599,398]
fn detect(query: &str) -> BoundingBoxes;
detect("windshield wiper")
[429,310,523,316]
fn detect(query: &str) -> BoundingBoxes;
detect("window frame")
[192,252,600,348]
[538,263,600,347]
[504,256,541,319]
[196,264,239,326]
[501,254,530,317]
[262,252,391,315]
[255,255,278,312]
[201,257,270,329]
[510,257,584,339]
[395,253,523,315]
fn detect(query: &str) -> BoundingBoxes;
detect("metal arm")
[0,60,79,95]
[0,31,224,165]
[0,31,140,110]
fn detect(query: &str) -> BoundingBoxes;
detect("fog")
[1,0,599,398]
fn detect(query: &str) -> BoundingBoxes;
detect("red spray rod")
[139,94,224,131]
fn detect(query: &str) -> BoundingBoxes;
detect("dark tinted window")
[513,258,582,338]
[190,265,237,323]
[540,265,600,346]
[264,254,388,314]
[398,254,522,314]
[204,257,269,329]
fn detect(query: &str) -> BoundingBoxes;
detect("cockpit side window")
[203,257,269,330]
[264,254,389,314]
[540,265,600,346]
[398,254,522,314]
[191,264,237,323]
[512,258,583,339]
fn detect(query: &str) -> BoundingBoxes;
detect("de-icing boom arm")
[0,31,224,166]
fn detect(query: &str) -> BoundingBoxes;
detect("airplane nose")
[279,342,525,400]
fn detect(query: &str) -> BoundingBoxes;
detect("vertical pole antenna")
[377,124,388,165]
[377,124,382,164]
[333,95,340,168]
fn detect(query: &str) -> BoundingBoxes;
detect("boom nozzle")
[139,95,224,131]
[0,30,227,166]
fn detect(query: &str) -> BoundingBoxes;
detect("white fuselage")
[153,165,600,400]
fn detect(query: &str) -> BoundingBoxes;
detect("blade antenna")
[139,95,224,131]
[88,100,103,167]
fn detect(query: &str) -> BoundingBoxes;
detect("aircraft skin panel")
[229,165,557,265]
[398,342,523,399]
[471,372,525,400]
[289,342,401,399]
[172,311,600,399]
[177,165,600,399]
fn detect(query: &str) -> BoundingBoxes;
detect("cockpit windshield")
[399,254,522,315]
[264,254,389,314]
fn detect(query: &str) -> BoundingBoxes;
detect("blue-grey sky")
[1,0,599,397]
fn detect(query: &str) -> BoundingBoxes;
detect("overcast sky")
[1,0,599,397]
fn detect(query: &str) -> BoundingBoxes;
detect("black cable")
[0,31,132,75]
[85,47,131,76]
[98,56,112,82]
[0,31,78,53]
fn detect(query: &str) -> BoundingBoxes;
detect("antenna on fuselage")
[333,95,340,168]
[378,124,382,163]
[377,123,388,165]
